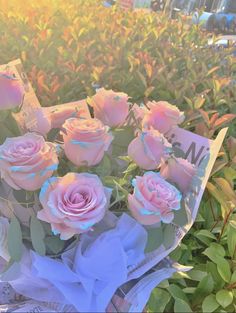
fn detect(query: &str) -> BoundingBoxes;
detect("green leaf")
[216,257,231,283]
[148,288,171,313]
[195,230,216,240]
[168,284,189,303]
[45,236,65,255]
[203,243,225,263]
[7,217,23,262]
[145,227,163,253]
[188,269,207,281]
[123,162,138,174]
[202,294,219,313]
[227,220,236,258]
[112,126,134,149]
[0,123,15,145]
[93,154,112,177]
[194,96,205,109]
[195,230,216,246]
[30,216,46,256]
[174,299,192,313]
[206,262,225,290]
[163,224,175,249]
[216,290,233,308]
[172,206,188,227]
[194,274,214,298]
[102,176,127,188]
[230,270,236,284]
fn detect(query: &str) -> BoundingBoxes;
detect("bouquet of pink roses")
[0,61,227,312]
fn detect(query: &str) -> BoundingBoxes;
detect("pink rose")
[90,88,129,127]
[0,133,59,191]
[38,173,112,240]
[142,101,185,134]
[26,101,90,136]
[128,129,172,170]
[0,72,24,110]
[128,172,182,225]
[160,157,197,193]
[49,101,90,129]
[62,118,113,167]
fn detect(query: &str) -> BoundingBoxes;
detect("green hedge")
[0,1,236,312]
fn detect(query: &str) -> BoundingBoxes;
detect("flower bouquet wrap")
[0,60,228,312]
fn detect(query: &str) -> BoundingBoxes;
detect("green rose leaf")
[45,236,65,255]
[30,216,46,256]
[7,216,23,262]
[145,227,163,253]
[163,224,175,249]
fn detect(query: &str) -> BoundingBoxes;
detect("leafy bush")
[0,0,236,311]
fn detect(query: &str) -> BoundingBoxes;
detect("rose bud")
[142,101,185,134]
[90,88,129,127]
[128,129,172,170]
[160,157,197,194]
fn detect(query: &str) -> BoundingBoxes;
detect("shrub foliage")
[0,0,236,311]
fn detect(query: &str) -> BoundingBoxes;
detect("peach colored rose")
[38,173,112,240]
[62,118,113,167]
[142,101,185,134]
[160,157,197,193]
[128,171,182,225]
[128,129,172,170]
[0,72,24,110]
[0,133,59,191]
[90,88,129,127]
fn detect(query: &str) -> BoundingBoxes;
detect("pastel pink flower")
[160,157,197,193]
[142,101,185,134]
[46,101,91,129]
[62,118,113,167]
[128,171,182,225]
[38,173,112,240]
[27,101,90,136]
[0,133,59,191]
[128,129,172,170]
[0,72,24,110]
[90,88,129,127]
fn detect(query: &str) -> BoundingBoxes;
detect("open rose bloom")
[0,69,228,313]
